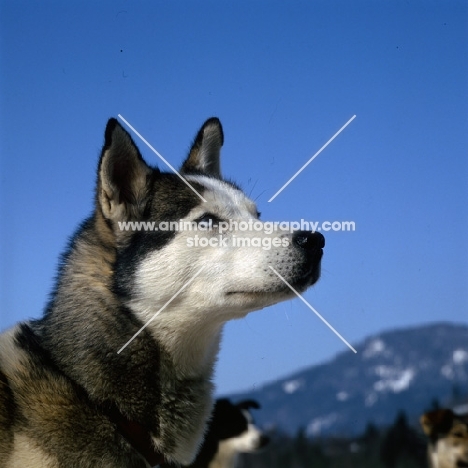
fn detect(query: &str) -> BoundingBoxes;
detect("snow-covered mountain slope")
[226,322,468,436]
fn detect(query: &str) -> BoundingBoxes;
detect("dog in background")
[420,408,468,468]
[183,399,269,468]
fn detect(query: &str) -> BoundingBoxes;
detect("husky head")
[98,117,324,372]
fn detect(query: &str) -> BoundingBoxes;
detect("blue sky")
[0,0,467,395]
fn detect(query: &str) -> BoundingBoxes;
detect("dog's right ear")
[420,409,454,437]
[97,119,153,221]
[181,117,223,178]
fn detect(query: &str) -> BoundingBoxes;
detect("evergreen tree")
[380,411,425,468]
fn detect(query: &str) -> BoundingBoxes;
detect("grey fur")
[0,118,324,467]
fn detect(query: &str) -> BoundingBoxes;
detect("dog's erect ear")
[237,400,261,410]
[420,409,454,437]
[181,117,223,178]
[98,118,153,221]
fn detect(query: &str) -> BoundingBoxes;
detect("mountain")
[225,322,468,437]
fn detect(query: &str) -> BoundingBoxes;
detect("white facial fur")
[228,409,265,452]
[209,410,266,468]
[127,176,313,375]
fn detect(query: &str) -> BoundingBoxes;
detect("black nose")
[292,231,325,252]
[259,434,270,448]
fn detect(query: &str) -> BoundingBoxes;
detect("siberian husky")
[0,117,324,467]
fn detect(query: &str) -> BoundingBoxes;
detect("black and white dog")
[186,399,269,468]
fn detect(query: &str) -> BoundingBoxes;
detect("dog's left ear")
[237,400,261,411]
[181,117,223,178]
